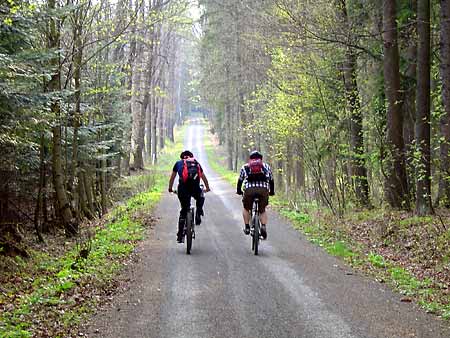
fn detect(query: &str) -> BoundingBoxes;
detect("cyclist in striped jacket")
[236,150,274,239]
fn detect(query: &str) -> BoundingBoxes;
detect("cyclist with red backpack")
[168,150,210,243]
[236,150,274,239]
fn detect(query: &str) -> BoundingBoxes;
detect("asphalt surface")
[85,123,450,338]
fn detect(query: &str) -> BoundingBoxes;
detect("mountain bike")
[250,197,261,255]
[173,186,204,255]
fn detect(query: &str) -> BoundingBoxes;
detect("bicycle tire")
[186,208,194,254]
[251,215,255,251]
[253,213,259,255]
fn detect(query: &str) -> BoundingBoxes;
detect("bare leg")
[260,211,267,225]
[243,208,250,224]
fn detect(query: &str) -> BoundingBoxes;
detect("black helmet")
[180,150,194,159]
[249,150,263,159]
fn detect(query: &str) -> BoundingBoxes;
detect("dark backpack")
[182,158,201,183]
[246,158,266,182]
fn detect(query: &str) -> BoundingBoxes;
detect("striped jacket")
[237,162,274,191]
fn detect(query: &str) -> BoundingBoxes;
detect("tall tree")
[415,0,432,215]
[339,0,370,207]
[438,0,450,207]
[383,0,410,209]
[47,0,77,235]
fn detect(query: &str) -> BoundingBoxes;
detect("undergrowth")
[0,126,186,337]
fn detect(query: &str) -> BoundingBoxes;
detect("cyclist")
[168,150,210,243]
[236,150,274,239]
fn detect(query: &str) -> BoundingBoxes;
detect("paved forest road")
[85,124,450,338]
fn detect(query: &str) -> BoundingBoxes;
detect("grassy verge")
[203,127,450,320]
[204,135,237,185]
[0,127,186,338]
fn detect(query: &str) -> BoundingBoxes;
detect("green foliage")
[398,216,434,227]
[388,267,428,296]
[326,241,354,258]
[368,252,386,268]
[279,209,311,224]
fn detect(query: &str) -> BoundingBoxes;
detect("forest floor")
[0,129,185,337]
[203,128,450,321]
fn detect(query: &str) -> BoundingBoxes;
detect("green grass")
[0,127,186,338]
[368,252,386,268]
[203,135,238,186]
[398,216,434,227]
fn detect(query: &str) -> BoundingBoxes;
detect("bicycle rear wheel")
[186,208,194,254]
[252,213,259,255]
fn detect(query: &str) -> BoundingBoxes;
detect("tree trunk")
[151,89,158,164]
[295,138,305,194]
[438,0,450,207]
[344,54,369,206]
[337,0,370,207]
[83,170,97,217]
[131,59,144,169]
[159,93,165,150]
[415,0,432,215]
[100,157,107,216]
[403,11,417,200]
[52,126,76,235]
[383,0,410,209]
[225,102,234,170]
[34,133,46,242]
[47,0,76,235]
[146,101,152,159]
[127,0,138,169]
[68,16,83,193]
[78,171,94,219]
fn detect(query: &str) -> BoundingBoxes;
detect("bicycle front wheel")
[186,208,194,254]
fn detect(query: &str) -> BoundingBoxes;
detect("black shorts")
[242,187,269,212]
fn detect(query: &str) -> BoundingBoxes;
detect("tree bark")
[47,0,76,235]
[415,0,432,215]
[383,0,410,209]
[151,86,158,164]
[34,133,46,242]
[403,10,417,200]
[159,93,165,150]
[339,1,370,207]
[295,138,305,194]
[131,59,144,169]
[68,11,83,193]
[438,0,450,207]
[52,126,77,234]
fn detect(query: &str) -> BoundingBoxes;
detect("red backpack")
[182,158,202,183]
[247,158,266,181]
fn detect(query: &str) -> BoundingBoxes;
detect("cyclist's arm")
[201,173,210,192]
[168,171,177,192]
[236,179,244,195]
[266,164,275,196]
[236,166,246,195]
